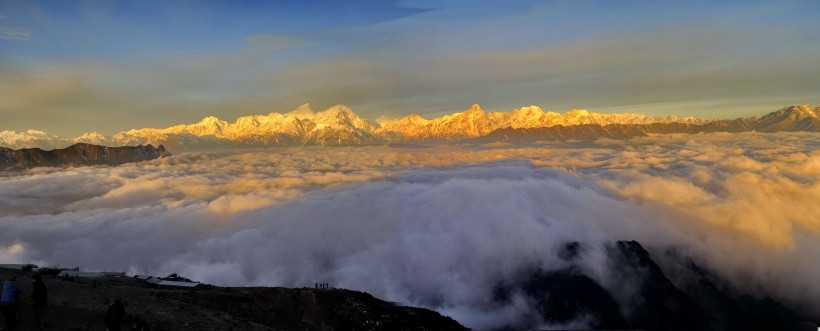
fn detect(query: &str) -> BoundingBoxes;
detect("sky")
[1,0,819,137]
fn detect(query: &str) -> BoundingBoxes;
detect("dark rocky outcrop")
[495,240,815,331]
[0,143,171,170]
[606,240,711,331]
[523,268,628,329]
[181,287,467,331]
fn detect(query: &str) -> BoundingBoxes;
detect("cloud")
[0,132,819,329]
[0,72,87,111]
[0,27,32,40]
[243,34,310,52]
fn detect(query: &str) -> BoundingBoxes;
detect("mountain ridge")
[0,143,171,170]
[1,104,817,150]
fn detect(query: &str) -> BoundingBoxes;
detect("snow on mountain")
[73,132,110,145]
[110,104,386,149]
[0,130,66,149]
[410,104,493,139]
[5,104,814,151]
[1,129,110,149]
[286,102,316,119]
[754,105,819,132]
[375,104,712,141]
[492,106,711,128]
[377,104,501,140]
[376,114,430,139]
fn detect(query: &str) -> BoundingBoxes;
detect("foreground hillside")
[2,239,815,331]
[0,268,466,331]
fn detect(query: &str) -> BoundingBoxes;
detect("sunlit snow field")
[1,132,819,329]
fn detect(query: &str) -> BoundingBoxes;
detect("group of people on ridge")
[0,274,48,330]
[1,273,148,331]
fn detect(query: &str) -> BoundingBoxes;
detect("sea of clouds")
[1,132,819,329]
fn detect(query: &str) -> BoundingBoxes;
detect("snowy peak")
[400,114,430,126]
[196,115,226,127]
[0,129,63,149]
[311,105,376,131]
[377,114,429,128]
[74,132,110,145]
[191,116,229,134]
[408,104,494,139]
[771,105,818,118]
[501,106,548,128]
[286,103,315,119]
[107,103,723,146]
[514,105,546,118]
[566,109,590,118]
[755,105,820,132]
[3,104,816,151]
[466,104,484,114]
[107,104,384,148]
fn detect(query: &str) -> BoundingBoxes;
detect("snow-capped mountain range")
[2,104,817,151]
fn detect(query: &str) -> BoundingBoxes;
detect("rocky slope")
[0,143,170,170]
[498,240,815,331]
[0,268,466,331]
[753,104,820,132]
[1,104,817,150]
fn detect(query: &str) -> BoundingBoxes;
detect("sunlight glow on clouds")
[0,132,819,329]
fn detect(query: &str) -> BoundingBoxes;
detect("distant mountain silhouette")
[0,143,170,170]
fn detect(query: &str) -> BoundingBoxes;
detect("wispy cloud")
[243,33,310,52]
[0,27,32,40]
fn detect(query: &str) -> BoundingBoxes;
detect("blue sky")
[1,0,819,136]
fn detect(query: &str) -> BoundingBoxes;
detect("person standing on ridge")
[32,274,48,329]
[105,298,126,331]
[1,276,22,330]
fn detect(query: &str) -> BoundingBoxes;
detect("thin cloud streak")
[0,27,32,40]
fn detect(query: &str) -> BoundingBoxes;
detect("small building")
[56,270,125,278]
[136,275,206,289]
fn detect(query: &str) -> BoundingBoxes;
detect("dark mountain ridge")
[0,267,467,331]
[0,143,171,170]
[495,240,816,331]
